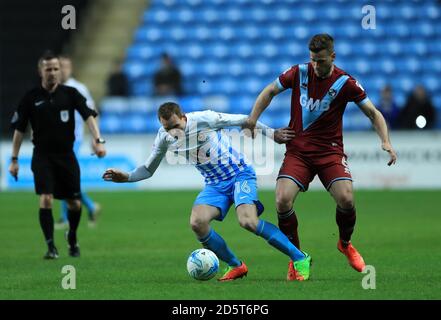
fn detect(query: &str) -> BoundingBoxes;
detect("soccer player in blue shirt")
[103,102,311,281]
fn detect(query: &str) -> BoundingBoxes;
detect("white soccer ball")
[187,248,219,281]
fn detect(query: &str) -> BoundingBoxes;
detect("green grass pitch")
[1,190,440,300]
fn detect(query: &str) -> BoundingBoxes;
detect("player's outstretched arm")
[103,165,153,183]
[104,131,168,183]
[357,99,397,166]
[207,111,295,144]
[208,111,295,143]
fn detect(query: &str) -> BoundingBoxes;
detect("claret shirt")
[276,63,368,155]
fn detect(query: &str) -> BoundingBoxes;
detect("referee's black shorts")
[31,150,81,200]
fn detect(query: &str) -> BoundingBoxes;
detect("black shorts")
[31,150,81,200]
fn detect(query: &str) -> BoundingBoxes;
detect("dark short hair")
[309,34,334,53]
[158,102,183,120]
[38,50,59,68]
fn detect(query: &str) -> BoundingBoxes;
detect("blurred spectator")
[153,53,182,96]
[397,85,436,130]
[377,85,400,129]
[106,59,129,97]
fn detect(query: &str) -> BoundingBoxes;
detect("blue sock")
[198,229,241,267]
[255,220,306,261]
[81,192,95,217]
[61,201,68,223]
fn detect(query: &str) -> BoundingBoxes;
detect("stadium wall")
[1,131,440,191]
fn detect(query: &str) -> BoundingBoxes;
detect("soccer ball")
[187,248,219,281]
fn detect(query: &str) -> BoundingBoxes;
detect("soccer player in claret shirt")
[103,102,312,281]
[243,34,397,279]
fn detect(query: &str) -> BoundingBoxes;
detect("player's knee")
[276,191,293,212]
[190,211,210,234]
[40,194,53,208]
[337,193,354,209]
[66,199,81,211]
[237,207,258,232]
[238,217,258,232]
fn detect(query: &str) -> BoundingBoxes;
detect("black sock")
[336,206,356,245]
[39,208,55,250]
[67,208,82,246]
[277,208,300,249]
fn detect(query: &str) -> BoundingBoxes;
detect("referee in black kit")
[8,51,106,259]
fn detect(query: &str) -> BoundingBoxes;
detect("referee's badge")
[60,110,69,122]
[11,112,19,123]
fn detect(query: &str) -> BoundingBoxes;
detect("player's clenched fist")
[102,168,129,182]
[8,161,19,181]
[92,141,106,158]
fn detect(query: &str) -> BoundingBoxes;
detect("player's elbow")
[366,109,379,124]
[373,110,388,128]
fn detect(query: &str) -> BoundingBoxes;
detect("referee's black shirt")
[11,84,98,153]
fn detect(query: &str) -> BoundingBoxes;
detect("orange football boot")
[337,240,366,272]
[218,262,248,281]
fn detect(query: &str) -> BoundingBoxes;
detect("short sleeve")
[76,83,96,110]
[11,94,31,132]
[278,65,298,89]
[344,77,368,104]
[72,88,97,120]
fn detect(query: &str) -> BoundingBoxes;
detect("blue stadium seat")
[175,8,196,24]
[204,43,229,60]
[192,26,215,42]
[229,95,255,114]
[423,57,441,73]
[179,96,204,112]
[100,97,130,114]
[422,75,440,93]
[223,7,245,23]
[375,3,393,20]
[130,78,153,96]
[199,61,223,77]
[100,114,123,134]
[145,116,162,133]
[123,61,156,79]
[130,97,156,113]
[124,113,148,133]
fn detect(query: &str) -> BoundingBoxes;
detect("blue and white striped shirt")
[144,110,272,184]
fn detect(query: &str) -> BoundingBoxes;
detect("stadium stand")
[0,0,89,136]
[99,0,441,133]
